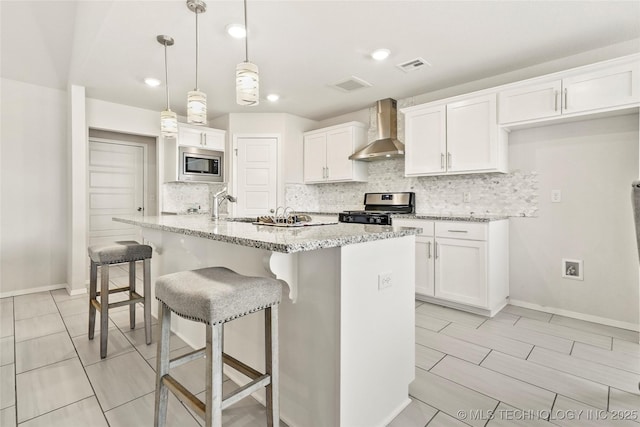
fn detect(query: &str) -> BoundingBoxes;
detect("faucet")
[211,187,237,219]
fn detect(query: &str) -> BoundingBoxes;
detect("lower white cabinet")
[394,218,509,316]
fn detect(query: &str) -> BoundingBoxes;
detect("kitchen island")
[113,214,419,427]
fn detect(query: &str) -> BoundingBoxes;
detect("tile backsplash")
[162,182,229,214]
[285,158,538,217]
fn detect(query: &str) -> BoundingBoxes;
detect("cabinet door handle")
[435,242,439,259]
[203,133,207,147]
[564,88,568,110]
[447,152,452,169]
[441,153,445,170]
[554,90,558,111]
[427,241,432,259]
[326,167,329,179]
[447,230,468,233]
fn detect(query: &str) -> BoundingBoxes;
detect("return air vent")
[397,57,431,73]
[331,76,372,92]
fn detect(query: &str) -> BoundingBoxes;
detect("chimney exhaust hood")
[349,98,404,161]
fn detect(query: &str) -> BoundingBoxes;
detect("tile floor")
[1,268,639,426]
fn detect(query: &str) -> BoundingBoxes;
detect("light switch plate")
[551,189,562,203]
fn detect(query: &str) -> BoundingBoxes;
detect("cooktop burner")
[338,192,415,225]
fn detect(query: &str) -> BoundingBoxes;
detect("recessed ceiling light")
[371,49,391,61]
[266,94,280,102]
[226,24,246,38]
[144,77,161,87]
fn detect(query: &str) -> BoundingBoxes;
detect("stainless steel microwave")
[178,146,224,183]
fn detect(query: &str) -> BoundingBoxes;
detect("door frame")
[86,137,149,247]
[231,133,281,217]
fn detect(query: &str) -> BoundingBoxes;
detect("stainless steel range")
[338,192,415,225]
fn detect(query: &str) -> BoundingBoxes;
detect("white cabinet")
[499,59,639,124]
[303,122,368,183]
[404,105,446,175]
[394,219,435,297]
[178,124,225,151]
[394,218,509,316]
[402,94,508,176]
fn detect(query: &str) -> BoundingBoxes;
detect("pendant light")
[236,0,259,105]
[157,35,177,138]
[187,0,207,124]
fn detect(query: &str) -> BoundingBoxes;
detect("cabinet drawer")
[435,221,487,241]
[393,219,434,237]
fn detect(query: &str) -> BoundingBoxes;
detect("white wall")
[1,79,68,295]
[509,115,639,326]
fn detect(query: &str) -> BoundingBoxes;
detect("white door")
[235,137,277,216]
[88,140,145,247]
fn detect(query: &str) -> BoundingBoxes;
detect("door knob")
[137,207,143,212]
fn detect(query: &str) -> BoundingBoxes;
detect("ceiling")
[2,1,639,121]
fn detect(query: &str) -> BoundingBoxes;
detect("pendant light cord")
[195,9,200,90]
[243,0,249,63]
[164,42,170,110]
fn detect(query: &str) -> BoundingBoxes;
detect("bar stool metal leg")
[144,258,152,344]
[129,261,136,329]
[266,305,279,427]
[100,264,110,359]
[154,302,172,427]
[205,323,224,427]
[88,261,97,339]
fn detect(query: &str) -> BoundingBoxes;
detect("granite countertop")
[113,214,420,254]
[391,213,508,222]
[296,212,509,222]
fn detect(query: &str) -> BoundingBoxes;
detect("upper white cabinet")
[178,123,225,151]
[404,104,446,175]
[303,122,368,183]
[499,58,639,125]
[402,93,508,176]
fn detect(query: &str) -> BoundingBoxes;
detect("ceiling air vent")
[397,57,431,73]
[331,76,372,92]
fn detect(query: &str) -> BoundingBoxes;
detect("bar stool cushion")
[156,267,282,325]
[88,240,152,265]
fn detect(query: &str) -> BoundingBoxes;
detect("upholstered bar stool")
[88,240,152,359]
[153,267,282,427]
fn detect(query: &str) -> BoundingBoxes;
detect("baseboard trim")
[509,299,639,332]
[0,283,67,299]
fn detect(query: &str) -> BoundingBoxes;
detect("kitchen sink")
[223,216,257,223]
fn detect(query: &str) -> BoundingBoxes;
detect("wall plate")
[562,258,583,280]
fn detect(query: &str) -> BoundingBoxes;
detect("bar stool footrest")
[163,374,206,419]
[90,292,145,311]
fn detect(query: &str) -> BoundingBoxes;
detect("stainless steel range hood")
[349,98,404,161]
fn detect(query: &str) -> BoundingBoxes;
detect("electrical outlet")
[378,272,392,290]
[463,192,471,203]
[551,189,562,203]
